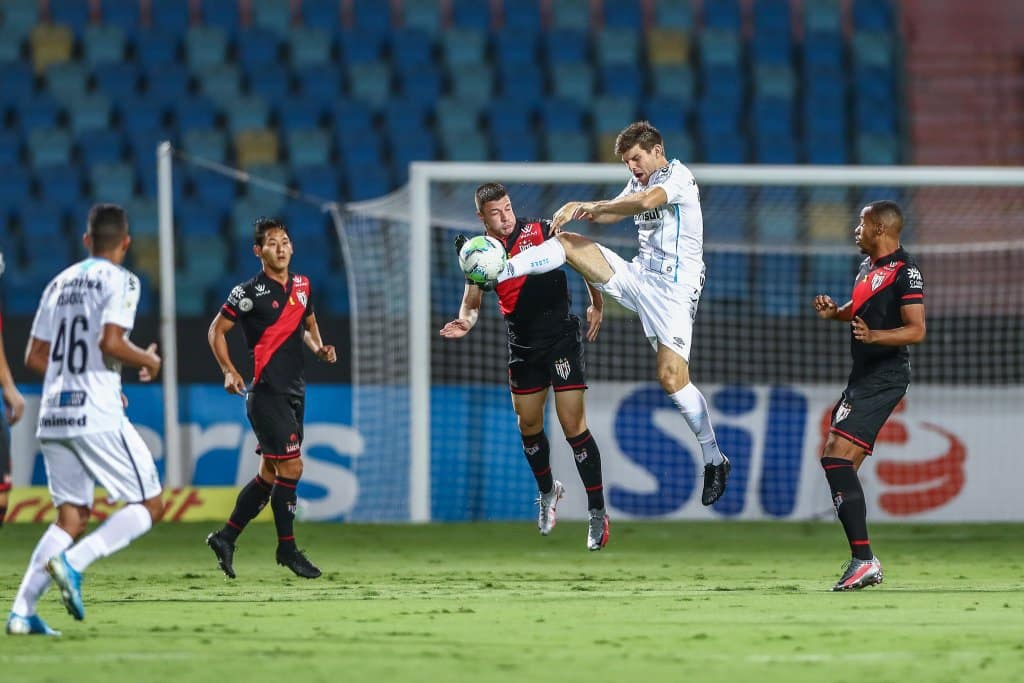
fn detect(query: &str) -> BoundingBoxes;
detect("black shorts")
[0,419,10,492]
[246,390,305,460]
[508,329,587,395]
[829,367,909,454]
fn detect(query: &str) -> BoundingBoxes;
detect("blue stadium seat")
[200,0,241,32]
[756,253,802,315]
[300,0,342,28]
[645,96,690,133]
[698,96,742,138]
[121,96,167,139]
[701,132,747,163]
[546,30,589,64]
[288,27,333,67]
[82,24,126,66]
[753,63,796,99]
[330,99,375,131]
[451,0,491,29]
[550,0,590,30]
[703,252,751,302]
[351,0,393,33]
[856,133,899,164]
[93,62,140,100]
[123,197,159,236]
[28,127,72,167]
[36,166,84,214]
[277,99,323,130]
[854,98,896,135]
[77,129,125,166]
[237,27,283,69]
[0,27,23,63]
[851,31,894,70]
[177,203,223,236]
[390,130,437,182]
[68,93,113,134]
[184,25,228,70]
[751,96,793,136]
[600,63,645,100]
[0,166,31,221]
[654,0,695,29]
[493,131,539,162]
[182,128,228,163]
[134,30,179,69]
[292,164,341,200]
[503,0,541,31]
[89,162,136,203]
[492,31,538,70]
[852,0,895,31]
[0,132,22,165]
[390,28,434,68]
[0,63,35,113]
[401,0,442,34]
[441,28,486,68]
[383,100,430,134]
[0,0,39,40]
[703,0,742,30]
[196,64,243,104]
[149,0,192,33]
[486,102,533,135]
[246,65,291,102]
[754,134,798,164]
[807,253,857,299]
[804,134,848,164]
[295,64,343,111]
[651,64,697,100]
[594,28,640,66]
[754,202,800,242]
[539,100,586,133]
[751,30,792,66]
[591,96,637,134]
[699,29,741,67]
[173,95,217,131]
[498,63,544,103]
[286,128,332,167]
[433,96,480,137]
[44,62,91,104]
[803,32,843,74]
[15,94,62,132]
[550,63,595,104]
[603,1,643,28]
[346,61,392,107]
[143,63,191,108]
[661,131,695,161]
[439,129,488,162]
[101,0,142,33]
[251,0,293,35]
[345,166,391,200]
[189,167,238,206]
[396,64,443,106]
[3,272,57,313]
[49,0,92,34]
[804,0,842,35]
[175,280,212,316]
[449,64,495,104]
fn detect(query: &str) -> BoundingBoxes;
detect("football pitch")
[2,521,1022,682]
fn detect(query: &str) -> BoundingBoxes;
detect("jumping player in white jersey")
[476,121,731,508]
[6,204,163,636]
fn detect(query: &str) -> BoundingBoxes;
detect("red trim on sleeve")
[221,305,238,319]
[901,294,923,301]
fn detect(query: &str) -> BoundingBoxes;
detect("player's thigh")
[828,373,908,456]
[559,233,615,284]
[590,245,642,313]
[247,391,302,459]
[640,281,700,363]
[71,426,162,503]
[40,439,95,507]
[553,389,588,436]
[511,389,548,434]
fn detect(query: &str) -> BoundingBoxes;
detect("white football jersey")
[30,257,141,437]
[617,158,705,289]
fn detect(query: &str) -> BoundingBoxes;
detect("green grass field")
[2,521,1022,682]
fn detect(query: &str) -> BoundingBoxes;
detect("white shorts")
[593,244,702,361]
[41,423,162,507]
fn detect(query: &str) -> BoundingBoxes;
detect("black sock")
[521,430,553,494]
[271,476,299,553]
[822,457,873,561]
[567,430,605,510]
[0,505,6,529]
[222,475,273,542]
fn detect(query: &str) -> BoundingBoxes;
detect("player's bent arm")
[864,303,927,346]
[24,337,50,376]
[303,313,337,362]
[99,323,161,375]
[585,186,669,219]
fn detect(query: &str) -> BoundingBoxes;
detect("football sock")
[0,505,6,528]
[822,457,873,561]
[521,430,554,494]
[567,429,605,510]
[668,383,725,465]
[271,476,299,553]
[498,238,566,283]
[66,503,153,572]
[11,523,73,616]
[222,474,273,542]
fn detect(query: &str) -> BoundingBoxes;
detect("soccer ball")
[459,235,506,287]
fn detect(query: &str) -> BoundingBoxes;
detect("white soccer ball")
[459,235,506,287]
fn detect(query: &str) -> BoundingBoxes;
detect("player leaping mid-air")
[464,121,730,507]
[813,200,926,591]
[442,183,610,551]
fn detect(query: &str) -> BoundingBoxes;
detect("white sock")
[669,383,725,465]
[497,237,566,282]
[65,504,152,573]
[11,523,73,616]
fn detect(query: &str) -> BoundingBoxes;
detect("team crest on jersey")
[238,297,253,312]
[554,357,571,381]
[871,272,885,291]
[834,400,852,424]
[297,291,308,307]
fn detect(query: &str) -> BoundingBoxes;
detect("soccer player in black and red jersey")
[205,217,337,579]
[440,183,610,551]
[813,200,926,591]
[0,251,27,528]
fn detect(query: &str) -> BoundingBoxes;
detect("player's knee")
[276,457,303,480]
[56,504,90,538]
[143,496,165,523]
[517,416,544,435]
[657,368,687,394]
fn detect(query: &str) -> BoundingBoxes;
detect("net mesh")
[344,173,1024,522]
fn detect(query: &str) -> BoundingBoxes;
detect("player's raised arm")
[208,313,246,394]
[813,294,854,322]
[440,283,483,339]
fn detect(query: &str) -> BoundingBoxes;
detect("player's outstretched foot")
[206,530,237,579]
[6,612,61,636]
[701,455,731,506]
[536,480,565,536]
[832,556,884,591]
[46,552,84,621]
[277,548,322,579]
[586,508,610,551]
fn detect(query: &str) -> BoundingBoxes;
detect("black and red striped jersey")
[849,246,924,375]
[493,218,579,354]
[220,270,315,395]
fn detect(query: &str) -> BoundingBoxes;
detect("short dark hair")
[253,216,289,246]
[474,182,508,213]
[614,120,664,156]
[866,200,903,234]
[87,203,129,252]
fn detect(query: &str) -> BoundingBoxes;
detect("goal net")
[341,163,1024,523]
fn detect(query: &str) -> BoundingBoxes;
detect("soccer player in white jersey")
[6,204,163,636]
[481,121,731,508]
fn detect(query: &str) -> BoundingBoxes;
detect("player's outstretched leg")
[6,612,61,636]
[701,455,731,506]
[276,547,321,579]
[586,509,609,551]
[537,480,565,535]
[832,556,884,591]
[45,552,84,621]
[206,530,237,579]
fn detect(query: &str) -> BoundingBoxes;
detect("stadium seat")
[645,96,690,133]
[704,0,742,29]
[804,134,848,164]
[196,64,243,104]
[543,131,591,162]
[651,64,697,100]
[492,31,538,70]
[701,132,747,163]
[292,164,341,200]
[44,62,90,104]
[451,0,492,29]
[390,130,438,182]
[237,28,284,70]
[550,0,591,30]
[48,0,92,34]
[174,280,211,317]
[235,129,279,167]
[182,128,228,163]
[804,0,842,35]
[390,28,435,69]
[288,26,333,67]
[806,201,849,242]
[591,96,637,134]
[294,64,342,112]
[703,252,752,303]
[144,63,192,108]
[14,94,62,132]
[300,0,342,28]
[93,62,141,101]
[0,132,22,166]
[807,253,857,299]
[449,64,495,104]
[546,29,589,64]
[751,97,794,137]
[751,30,792,67]
[754,134,798,164]
[123,197,159,236]
[401,0,442,33]
[441,28,486,68]
[35,166,84,214]
[699,29,741,67]
[662,131,695,161]
[277,99,324,131]
[497,63,544,103]
[172,95,217,131]
[150,0,192,33]
[594,28,640,66]
[286,128,332,167]
[756,253,801,315]
[68,93,113,135]
[440,129,488,162]
[0,62,35,112]
[29,23,74,74]
[346,61,392,107]
[856,133,899,164]
[200,1,241,32]
[485,102,533,135]
[177,203,224,236]
[539,99,586,133]
[754,202,800,243]
[251,0,293,35]
[851,31,894,70]
[185,25,228,70]
[330,99,375,132]
[600,63,645,100]
[345,166,392,199]
[503,0,541,31]
[493,131,540,162]
[100,0,142,34]
[1,0,39,40]
[383,99,431,134]
[89,162,136,204]
[852,0,895,31]
[351,0,393,33]
[134,30,179,70]
[753,64,796,99]
[433,97,481,137]
[223,95,271,134]
[190,166,238,206]
[27,127,72,167]
[396,64,443,107]
[0,167,32,220]
[647,28,691,66]
[550,63,595,104]
[82,25,126,67]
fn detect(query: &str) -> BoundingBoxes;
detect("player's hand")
[585,305,603,342]
[316,345,337,363]
[851,316,875,343]
[813,295,838,320]
[575,202,601,221]
[2,384,25,425]
[550,202,581,234]
[139,342,161,382]
[223,371,246,395]
[439,318,472,339]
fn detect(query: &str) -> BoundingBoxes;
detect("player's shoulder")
[290,272,311,289]
[519,217,550,233]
